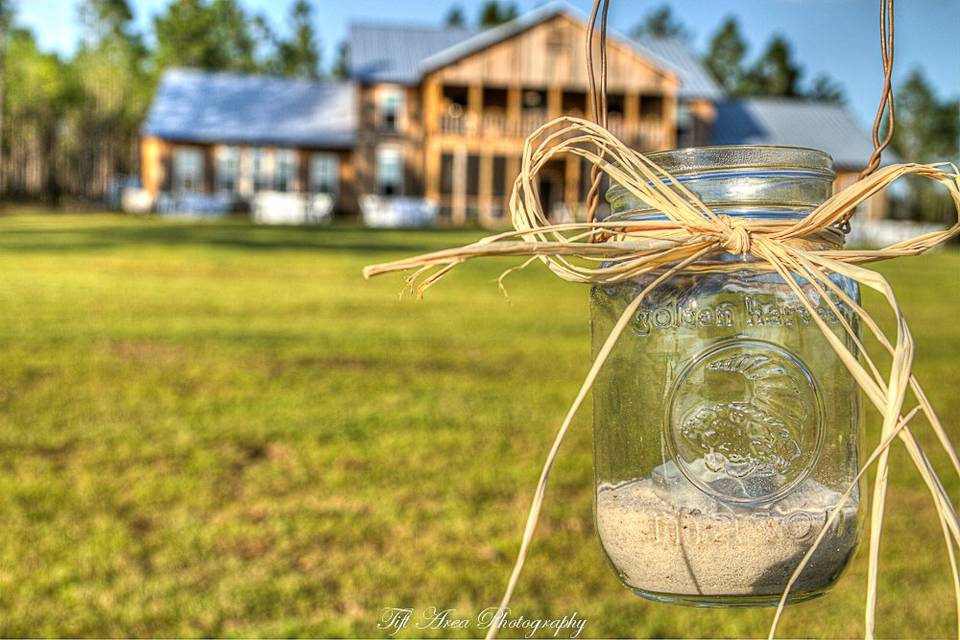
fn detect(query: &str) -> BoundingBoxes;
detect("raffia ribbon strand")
[363,117,960,640]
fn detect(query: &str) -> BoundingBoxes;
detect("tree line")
[0,0,956,221]
[582,3,958,222]
[0,0,335,205]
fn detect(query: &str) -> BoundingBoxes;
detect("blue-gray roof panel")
[418,2,567,73]
[633,36,723,100]
[143,68,356,147]
[349,23,472,84]
[713,98,898,168]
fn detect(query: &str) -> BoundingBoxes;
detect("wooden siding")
[418,13,680,225]
[430,14,676,93]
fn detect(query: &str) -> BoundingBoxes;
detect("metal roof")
[418,2,568,74]
[348,22,473,84]
[142,68,356,147]
[712,99,898,169]
[347,1,719,99]
[633,36,723,100]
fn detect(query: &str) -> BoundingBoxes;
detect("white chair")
[121,188,154,215]
[360,195,438,228]
[252,192,335,225]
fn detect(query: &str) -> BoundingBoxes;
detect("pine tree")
[331,41,349,80]
[630,5,689,41]
[0,0,14,197]
[152,0,261,73]
[741,36,802,97]
[274,0,321,79]
[444,5,466,28]
[69,0,149,199]
[478,1,517,29]
[892,69,960,221]
[703,17,746,95]
[806,73,845,104]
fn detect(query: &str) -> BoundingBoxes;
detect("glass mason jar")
[592,146,864,607]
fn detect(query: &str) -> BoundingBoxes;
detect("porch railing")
[439,111,669,150]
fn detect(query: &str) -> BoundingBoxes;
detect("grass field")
[0,212,958,638]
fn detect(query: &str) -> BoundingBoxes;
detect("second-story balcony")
[439,109,668,150]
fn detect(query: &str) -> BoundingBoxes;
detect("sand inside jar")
[595,477,859,597]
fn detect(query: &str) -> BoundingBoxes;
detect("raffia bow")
[363,116,960,639]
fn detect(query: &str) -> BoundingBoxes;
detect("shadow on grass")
[0,217,488,256]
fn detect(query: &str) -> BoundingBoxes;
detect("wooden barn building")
[141,1,888,225]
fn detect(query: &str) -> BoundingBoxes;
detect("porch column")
[624,93,640,146]
[479,152,493,227]
[507,87,522,137]
[468,83,483,135]
[506,154,520,212]
[663,92,678,150]
[452,149,467,225]
[547,87,562,119]
[425,141,440,202]
[423,77,442,136]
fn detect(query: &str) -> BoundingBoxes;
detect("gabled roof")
[142,68,356,147]
[348,23,472,85]
[347,1,721,99]
[418,2,569,74]
[633,36,723,100]
[712,98,898,169]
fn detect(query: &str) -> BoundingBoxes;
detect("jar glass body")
[591,146,864,607]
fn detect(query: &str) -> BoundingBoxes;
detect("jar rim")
[642,144,834,176]
[605,144,839,226]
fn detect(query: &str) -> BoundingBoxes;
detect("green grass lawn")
[0,212,958,638]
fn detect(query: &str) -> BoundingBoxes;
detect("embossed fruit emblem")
[667,340,824,503]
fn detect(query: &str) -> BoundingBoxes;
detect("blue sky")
[15,0,960,129]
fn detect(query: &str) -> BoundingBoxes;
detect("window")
[172,147,204,193]
[310,153,340,194]
[641,94,664,118]
[252,148,271,192]
[466,155,480,197]
[562,91,587,116]
[274,149,299,192]
[677,103,693,147]
[440,153,455,196]
[606,93,625,117]
[492,156,507,198]
[483,87,508,110]
[376,147,403,196]
[380,90,404,132]
[215,146,240,193]
[442,85,469,119]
